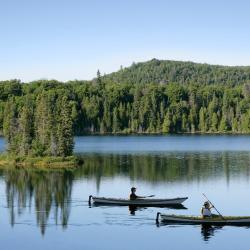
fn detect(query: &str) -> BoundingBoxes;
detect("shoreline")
[1,132,250,138]
[0,155,84,169]
[74,131,250,136]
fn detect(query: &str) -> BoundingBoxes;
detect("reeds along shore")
[0,154,84,169]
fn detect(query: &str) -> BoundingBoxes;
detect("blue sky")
[1,0,250,82]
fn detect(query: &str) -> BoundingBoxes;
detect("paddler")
[130,187,146,200]
[201,201,214,218]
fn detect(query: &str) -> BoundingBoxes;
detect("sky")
[1,0,250,82]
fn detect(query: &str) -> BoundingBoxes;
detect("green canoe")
[156,213,250,226]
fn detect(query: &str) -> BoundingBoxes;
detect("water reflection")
[4,169,73,235]
[201,225,223,241]
[90,204,187,216]
[1,151,250,235]
[156,224,223,241]
[128,204,187,216]
[79,152,250,186]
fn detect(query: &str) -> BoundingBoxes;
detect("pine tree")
[219,115,228,132]
[199,107,206,132]
[19,98,34,156]
[162,112,171,133]
[3,98,19,154]
[232,117,238,132]
[112,107,119,133]
[96,70,102,84]
[211,112,218,132]
[240,113,250,133]
[182,113,189,132]
[189,107,197,133]
[56,96,74,157]
[33,93,52,156]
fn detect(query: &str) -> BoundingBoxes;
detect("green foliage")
[2,90,74,157]
[1,60,250,140]
[56,96,74,157]
[102,59,250,85]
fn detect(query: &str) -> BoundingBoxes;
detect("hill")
[102,59,250,85]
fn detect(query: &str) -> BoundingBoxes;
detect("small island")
[0,91,83,168]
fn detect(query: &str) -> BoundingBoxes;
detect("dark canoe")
[89,196,188,206]
[156,213,250,226]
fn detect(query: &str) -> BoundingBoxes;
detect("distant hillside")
[102,59,250,85]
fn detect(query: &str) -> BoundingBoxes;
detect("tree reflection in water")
[78,152,250,186]
[3,152,250,235]
[5,169,73,235]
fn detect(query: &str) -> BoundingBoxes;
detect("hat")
[131,187,136,191]
[204,201,209,206]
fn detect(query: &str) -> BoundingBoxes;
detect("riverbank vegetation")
[1,59,250,139]
[0,154,83,169]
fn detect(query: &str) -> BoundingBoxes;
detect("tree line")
[103,59,250,86]
[1,60,250,156]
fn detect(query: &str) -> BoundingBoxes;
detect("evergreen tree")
[3,98,19,154]
[96,70,102,84]
[56,96,74,157]
[33,93,53,156]
[219,115,228,132]
[199,107,206,132]
[211,112,218,132]
[18,97,34,156]
[162,112,171,133]
[112,107,119,133]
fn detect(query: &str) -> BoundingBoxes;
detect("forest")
[1,59,250,157]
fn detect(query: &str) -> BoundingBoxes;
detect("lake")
[0,135,250,249]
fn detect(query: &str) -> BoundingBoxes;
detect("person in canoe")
[201,201,215,218]
[130,187,147,200]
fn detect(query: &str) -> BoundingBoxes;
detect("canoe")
[156,213,250,226]
[89,196,188,206]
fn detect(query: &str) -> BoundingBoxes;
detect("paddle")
[137,195,155,199]
[202,193,225,220]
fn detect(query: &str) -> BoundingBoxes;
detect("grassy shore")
[0,154,84,169]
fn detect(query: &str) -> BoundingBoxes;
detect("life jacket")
[202,207,212,216]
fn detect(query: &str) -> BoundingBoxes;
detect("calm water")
[1,135,250,249]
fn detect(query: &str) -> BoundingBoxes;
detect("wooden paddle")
[202,193,225,220]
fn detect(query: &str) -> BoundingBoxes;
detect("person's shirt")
[201,207,212,217]
[130,193,138,200]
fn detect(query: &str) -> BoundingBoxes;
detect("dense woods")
[2,87,74,157]
[1,59,250,156]
[103,59,250,85]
